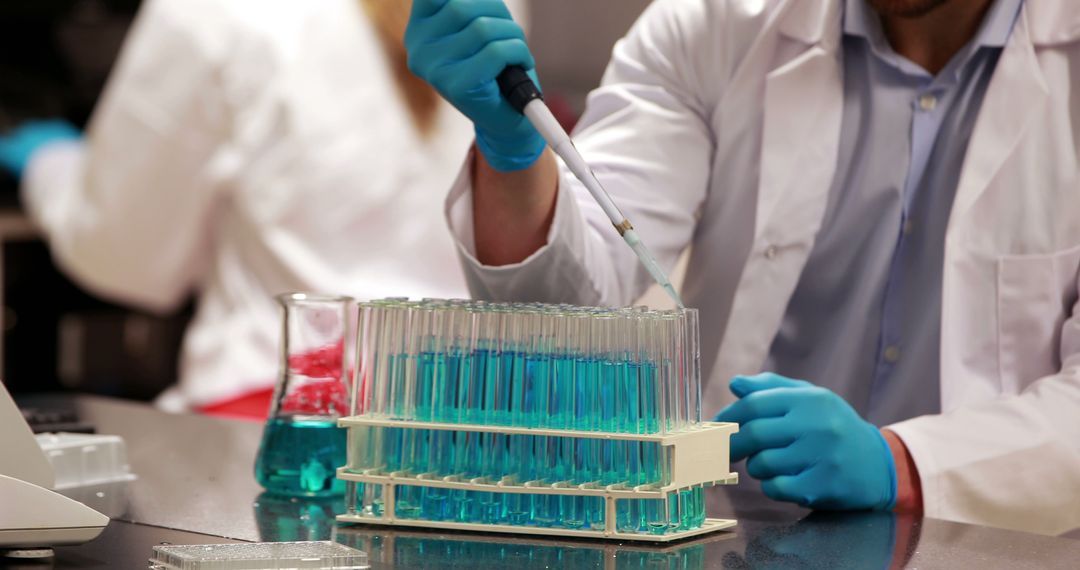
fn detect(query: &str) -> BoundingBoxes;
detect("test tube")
[570,312,598,528]
[672,311,687,430]
[475,306,503,515]
[369,304,390,418]
[409,302,433,422]
[530,310,557,527]
[684,309,702,425]
[399,302,418,421]
[668,489,682,532]
[350,303,371,418]
[553,312,580,528]
[657,314,677,434]
[446,302,464,423]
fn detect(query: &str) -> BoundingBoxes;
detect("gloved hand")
[714,373,897,511]
[0,119,82,178]
[405,0,545,171]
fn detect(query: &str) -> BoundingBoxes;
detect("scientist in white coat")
[403,0,1080,535]
[0,0,533,415]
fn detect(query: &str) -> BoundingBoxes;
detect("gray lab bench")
[9,394,1080,569]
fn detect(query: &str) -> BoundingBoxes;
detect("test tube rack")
[335,299,739,541]
[336,419,738,541]
[337,517,737,569]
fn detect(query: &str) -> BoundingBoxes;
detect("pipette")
[496,67,685,309]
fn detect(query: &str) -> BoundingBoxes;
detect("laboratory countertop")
[10,394,1080,569]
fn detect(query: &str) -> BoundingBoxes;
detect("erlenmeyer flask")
[255,293,353,496]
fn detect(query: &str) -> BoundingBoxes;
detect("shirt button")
[764,245,778,260]
[918,94,938,111]
[883,346,901,363]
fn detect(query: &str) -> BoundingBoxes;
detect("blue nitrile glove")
[0,119,82,178]
[405,0,545,172]
[714,373,897,511]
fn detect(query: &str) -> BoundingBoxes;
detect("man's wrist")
[882,428,923,514]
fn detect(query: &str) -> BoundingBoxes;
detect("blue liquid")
[363,430,667,489]
[415,351,435,421]
[616,545,705,569]
[358,485,707,535]
[388,536,604,568]
[384,487,603,530]
[618,487,706,535]
[361,346,705,533]
[255,416,346,497]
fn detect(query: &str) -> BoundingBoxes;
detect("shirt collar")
[844,0,1023,52]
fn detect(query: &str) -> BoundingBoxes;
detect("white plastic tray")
[149,541,369,570]
[36,432,136,490]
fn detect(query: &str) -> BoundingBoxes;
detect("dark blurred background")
[0,0,650,401]
[1,0,191,400]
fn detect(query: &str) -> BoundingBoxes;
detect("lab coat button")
[918,94,937,111]
[903,220,914,235]
[764,245,778,260]
[884,346,901,363]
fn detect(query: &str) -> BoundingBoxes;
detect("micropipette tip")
[623,228,685,309]
[662,283,685,310]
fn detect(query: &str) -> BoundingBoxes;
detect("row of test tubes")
[344,298,707,535]
[351,298,702,433]
[340,532,707,568]
[346,480,708,534]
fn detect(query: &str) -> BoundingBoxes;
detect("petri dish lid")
[149,541,369,570]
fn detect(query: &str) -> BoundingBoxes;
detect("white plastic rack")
[336,521,737,569]
[336,417,738,542]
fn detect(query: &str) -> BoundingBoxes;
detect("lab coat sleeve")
[22,0,233,313]
[445,0,723,306]
[888,293,1080,535]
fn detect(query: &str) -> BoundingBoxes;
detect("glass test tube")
[684,308,702,425]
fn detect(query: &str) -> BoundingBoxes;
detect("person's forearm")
[883,429,923,514]
[472,146,559,266]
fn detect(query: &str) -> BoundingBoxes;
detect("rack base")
[336,514,736,543]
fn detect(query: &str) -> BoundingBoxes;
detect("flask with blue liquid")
[255,293,352,497]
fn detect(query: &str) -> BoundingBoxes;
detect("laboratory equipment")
[337,523,730,569]
[36,432,136,491]
[0,381,108,550]
[148,541,369,570]
[336,298,738,541]
[254,493,344,543]
[255,293,353,497]
[34,432,136,518]
[497,66,685,309]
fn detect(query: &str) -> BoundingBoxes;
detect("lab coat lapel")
[940,7,1054,409]
[705,4,844,412]
[754,47,843,244]
[948,8,1049,230]
[754,0,842,243]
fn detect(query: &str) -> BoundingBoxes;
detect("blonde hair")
[360,0,440,136]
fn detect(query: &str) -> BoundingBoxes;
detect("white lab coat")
[446,0,1080,535]
[22,0,480,408]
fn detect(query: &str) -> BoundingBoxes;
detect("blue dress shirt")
[763,0,1023,427]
